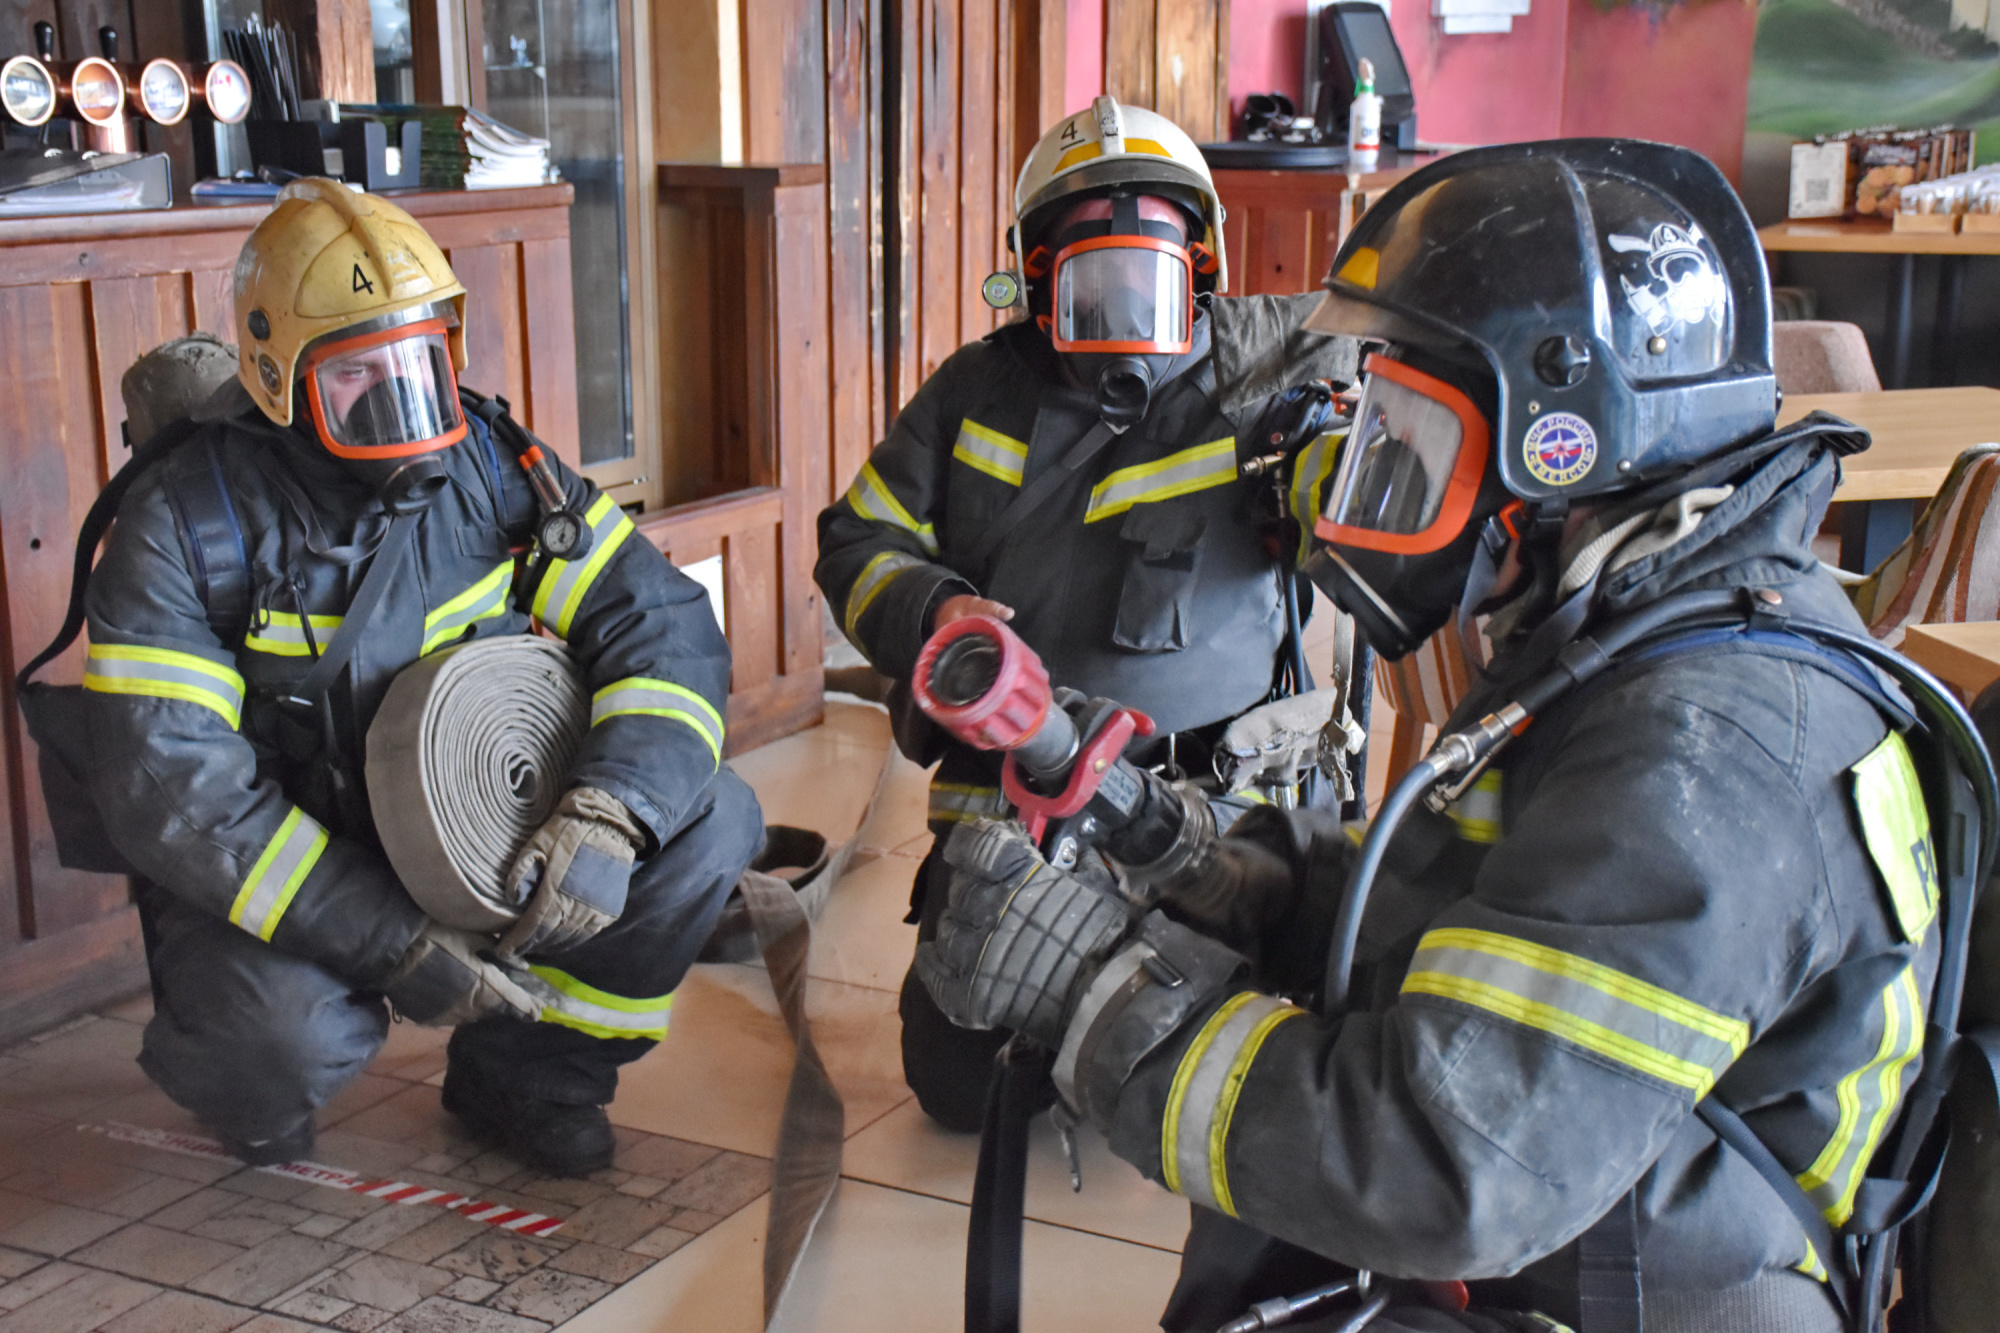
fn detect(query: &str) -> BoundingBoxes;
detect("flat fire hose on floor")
[367,636,883,1324]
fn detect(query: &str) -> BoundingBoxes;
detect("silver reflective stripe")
[1402,928,1748,1097]
[1161,992,1302,1216]
[952,420,1028,485]
[83,644,246,730]
[530,965,675,1040]
[245,613,344,658]
[928,781,1010,824]
[228,807,330,942]
[531,495,636,636]
[844,551,926,642]
[1447,770,1502,844]
[844,462,939,555]
[1085,439,1237,523]
[422,562,514,655]
[1796,965,1925,1223]
[590,676,724,762]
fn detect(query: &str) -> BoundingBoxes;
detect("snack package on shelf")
[1787,126,1977,219]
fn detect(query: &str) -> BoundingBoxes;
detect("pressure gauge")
[200,60,250,125]
[66,56,124,125]
[136,58,190,125]
[0,55,56,127]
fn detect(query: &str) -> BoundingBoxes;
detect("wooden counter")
[0,187,584,1045]
[1215,150,1454,297]
[1759,217,2000,257]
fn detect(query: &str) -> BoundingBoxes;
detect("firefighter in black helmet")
[916,139,1955,1332]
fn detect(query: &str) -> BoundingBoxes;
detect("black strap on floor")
[965,1037,1051,1333]
[1577,1189,1644,1333]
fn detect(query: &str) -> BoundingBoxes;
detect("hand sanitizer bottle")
[1348,57,1382,171]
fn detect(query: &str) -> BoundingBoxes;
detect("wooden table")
[1778,386,2000,569]
[1758,219,2000,387]
[1900,622,2000,701]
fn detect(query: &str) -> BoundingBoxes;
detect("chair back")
[1374,620,1483,729]
[1851,444,2000,647]
[1772,320,1882,395]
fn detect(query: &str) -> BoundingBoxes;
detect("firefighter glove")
[916,818,1136,1047]
[497,787,646,961]
[383,923,543,1028]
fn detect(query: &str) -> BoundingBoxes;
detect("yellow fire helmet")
[233,178,468,429]
[993,94,1227,306]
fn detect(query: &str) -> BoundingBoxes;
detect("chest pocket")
[1112,501,1205,653]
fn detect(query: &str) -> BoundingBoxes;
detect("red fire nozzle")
[909,614,1052,752]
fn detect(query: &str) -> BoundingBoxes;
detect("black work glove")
[915,819,1136,1047]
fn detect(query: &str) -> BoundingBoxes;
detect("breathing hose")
[365,636,589,932]
[1320,588,1745,1015]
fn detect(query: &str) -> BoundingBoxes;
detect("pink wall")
[1559,0,1758,183]
[1066,0,1106,114]
[1097,0,1755,182]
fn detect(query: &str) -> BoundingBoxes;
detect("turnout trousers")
[137,769,763,1145]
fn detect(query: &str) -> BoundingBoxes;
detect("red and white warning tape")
[86,1122,564,1237]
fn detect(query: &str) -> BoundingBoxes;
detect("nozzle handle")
[33,20,54,61]
[98,26,117,61]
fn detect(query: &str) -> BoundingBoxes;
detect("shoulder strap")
[962,418,1120,575]
[159,435,253,646]
[281,508,423,705]
[16,416,207,693]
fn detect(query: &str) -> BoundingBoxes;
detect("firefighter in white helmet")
[816,97,1362,1131]
[80,180,761,1174]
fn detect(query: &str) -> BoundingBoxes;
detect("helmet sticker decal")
[1523,413,1598,487]
[257,353,283,396]
[1608,223,1726,337]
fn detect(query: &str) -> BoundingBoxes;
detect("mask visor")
[303,319,467,460]
[1316,352,1490,555]
[1050,236,1193,355]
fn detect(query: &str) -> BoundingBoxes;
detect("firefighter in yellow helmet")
[815,98,1362,1132]
[81,180,762,1174]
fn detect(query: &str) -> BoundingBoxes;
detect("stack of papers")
[338,104,556,190]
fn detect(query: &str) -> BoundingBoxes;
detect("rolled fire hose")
[366,633,866,1326]
[366,635,587,932]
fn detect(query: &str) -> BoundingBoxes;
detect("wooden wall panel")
[826,0,881,498]
[1102,0,1231,142]
[958,0,999,350]
[88,275,192,469]
[916,0,963,386]
[189,269,236,341]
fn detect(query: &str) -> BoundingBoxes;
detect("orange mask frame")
[1047,234,1196,356]
[300,318,469,460]
[1315,352,1492,557]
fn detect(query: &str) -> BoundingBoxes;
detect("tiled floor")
[0,615,1391,1332]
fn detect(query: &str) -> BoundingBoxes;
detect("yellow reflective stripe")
[1208,1001,1303,1217]
[844,551,926,641]
[227,807,328,942]
[1085,439,1237,522]
[1448,770,1503,844]
[591,677,724,762]
[422,561,514,655]
[1794,1239,1830,1284]
[928,780,1011,824]
[952,420,1029,485]
[244,612,344,658]
[1403,928,1748,1098]
[1287,429,1345,562]
[1054,142,1103,172]
[530,965,675,1040]
[531,494,636,636]
[1161,992,1256,1198]
[1797,966,1925,1224]
[844,461,939,555]
[1851,733,1938,944]
[84,644,245,729]
[1160,992,1303,1215]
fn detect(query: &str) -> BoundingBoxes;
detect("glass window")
[372,0,416,104]
[479,0,634,469]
